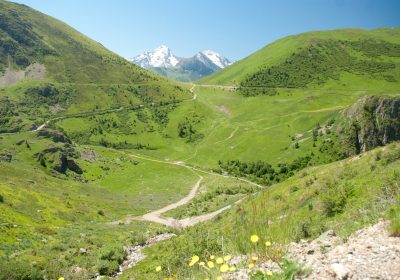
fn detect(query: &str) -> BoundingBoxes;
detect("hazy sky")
[13,0,400,61]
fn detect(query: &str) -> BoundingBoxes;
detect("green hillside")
[1,1,400,279]
[0,0,190,133]
[199,28,400,86]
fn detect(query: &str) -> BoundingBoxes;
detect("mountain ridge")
[130,45,231,82]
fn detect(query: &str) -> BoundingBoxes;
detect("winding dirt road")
[111,151,263,228]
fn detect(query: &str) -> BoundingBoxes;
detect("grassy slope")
[0,0,190,132]
[199,28,400,85]
[126,142,400,280]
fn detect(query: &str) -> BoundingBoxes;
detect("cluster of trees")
[178,113,204,143]
[238,87,278,97]
[240,39,399,89]
[99,138,155,150]
[25,83,73,107]
[218,155,312,185]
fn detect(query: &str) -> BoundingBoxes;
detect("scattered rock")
[16,139,25,145]
[288,220,400,279]
[112,233,176,278]
[0,152,12,162]
[37,129,71,144]
[329,263,350,279]
[80,149,100,162]
[78,248,87,255]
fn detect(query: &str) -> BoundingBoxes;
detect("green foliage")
[0,259,44,280]
[94,244,127,275]
[241,39,397,88]
[219,155,312,185]
[388,203,400,237]
[239,87,278,97]
[251,259,308,280]
[321,183,354,217]
[178,113,204,142]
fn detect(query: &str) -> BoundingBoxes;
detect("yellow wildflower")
[220,264,229,273]
[224,255,232,261]
[207,261,215,268]
[217,277,222,280]
[210,255,215,260]
[229,266,236,272]
[58,278,64,280]
[250,235,259,243]
[266,270,273,276]
[156,266,162,272]
[248,263,255,269]
[251,256,258,261]
[199,261,205,266]
[265,241,272,247]
[216,257,224,264]
[189,255,200,266]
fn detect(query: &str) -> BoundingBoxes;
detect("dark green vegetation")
[218,155,312,185]
[1,1,400,279]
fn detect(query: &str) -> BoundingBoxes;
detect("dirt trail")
[189,84,197,100]
[141,175,203,227]
[111,151,263,228]
[215,127,239,144]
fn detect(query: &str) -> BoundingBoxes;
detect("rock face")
[37,129,72,144]
[339,96,400,156]
[35,145,82,175]
[288,220,400,280]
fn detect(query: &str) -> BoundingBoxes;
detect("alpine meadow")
[0,1,400,279]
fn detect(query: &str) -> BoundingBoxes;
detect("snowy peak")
[130,45,232,82]
[131,45,179,68]
[199,50,231,69]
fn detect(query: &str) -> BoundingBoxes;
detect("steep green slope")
[199,28,400,86]
[0,0,190,133]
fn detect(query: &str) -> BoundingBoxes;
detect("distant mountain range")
[129,45,231,82]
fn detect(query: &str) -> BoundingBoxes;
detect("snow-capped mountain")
[196,50,231,69]
[131,45,179,68]
[129,45,231,82]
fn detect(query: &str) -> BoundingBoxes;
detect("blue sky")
[13,0,400,61]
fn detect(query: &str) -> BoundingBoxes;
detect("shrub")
[388,204,400,237]
[96,244,127,275]
[321,184,354,217]
[0,194,3,203]
[96,259,119,276]
[0,260,44,280]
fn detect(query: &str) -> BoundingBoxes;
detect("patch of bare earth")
[0,63,45,86]
[218,105,230,114]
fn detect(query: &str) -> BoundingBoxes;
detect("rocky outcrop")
[288,220,400,279]
[338,96,400,156]
[37,129,71,144]
[35,145,82,175]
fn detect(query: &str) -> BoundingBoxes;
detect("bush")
[388,204,400,237]
[0,194,3,203]
[0,260,44,280]
[96,259,119,276]
[321,184,354,217]
[96,244,127,275]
